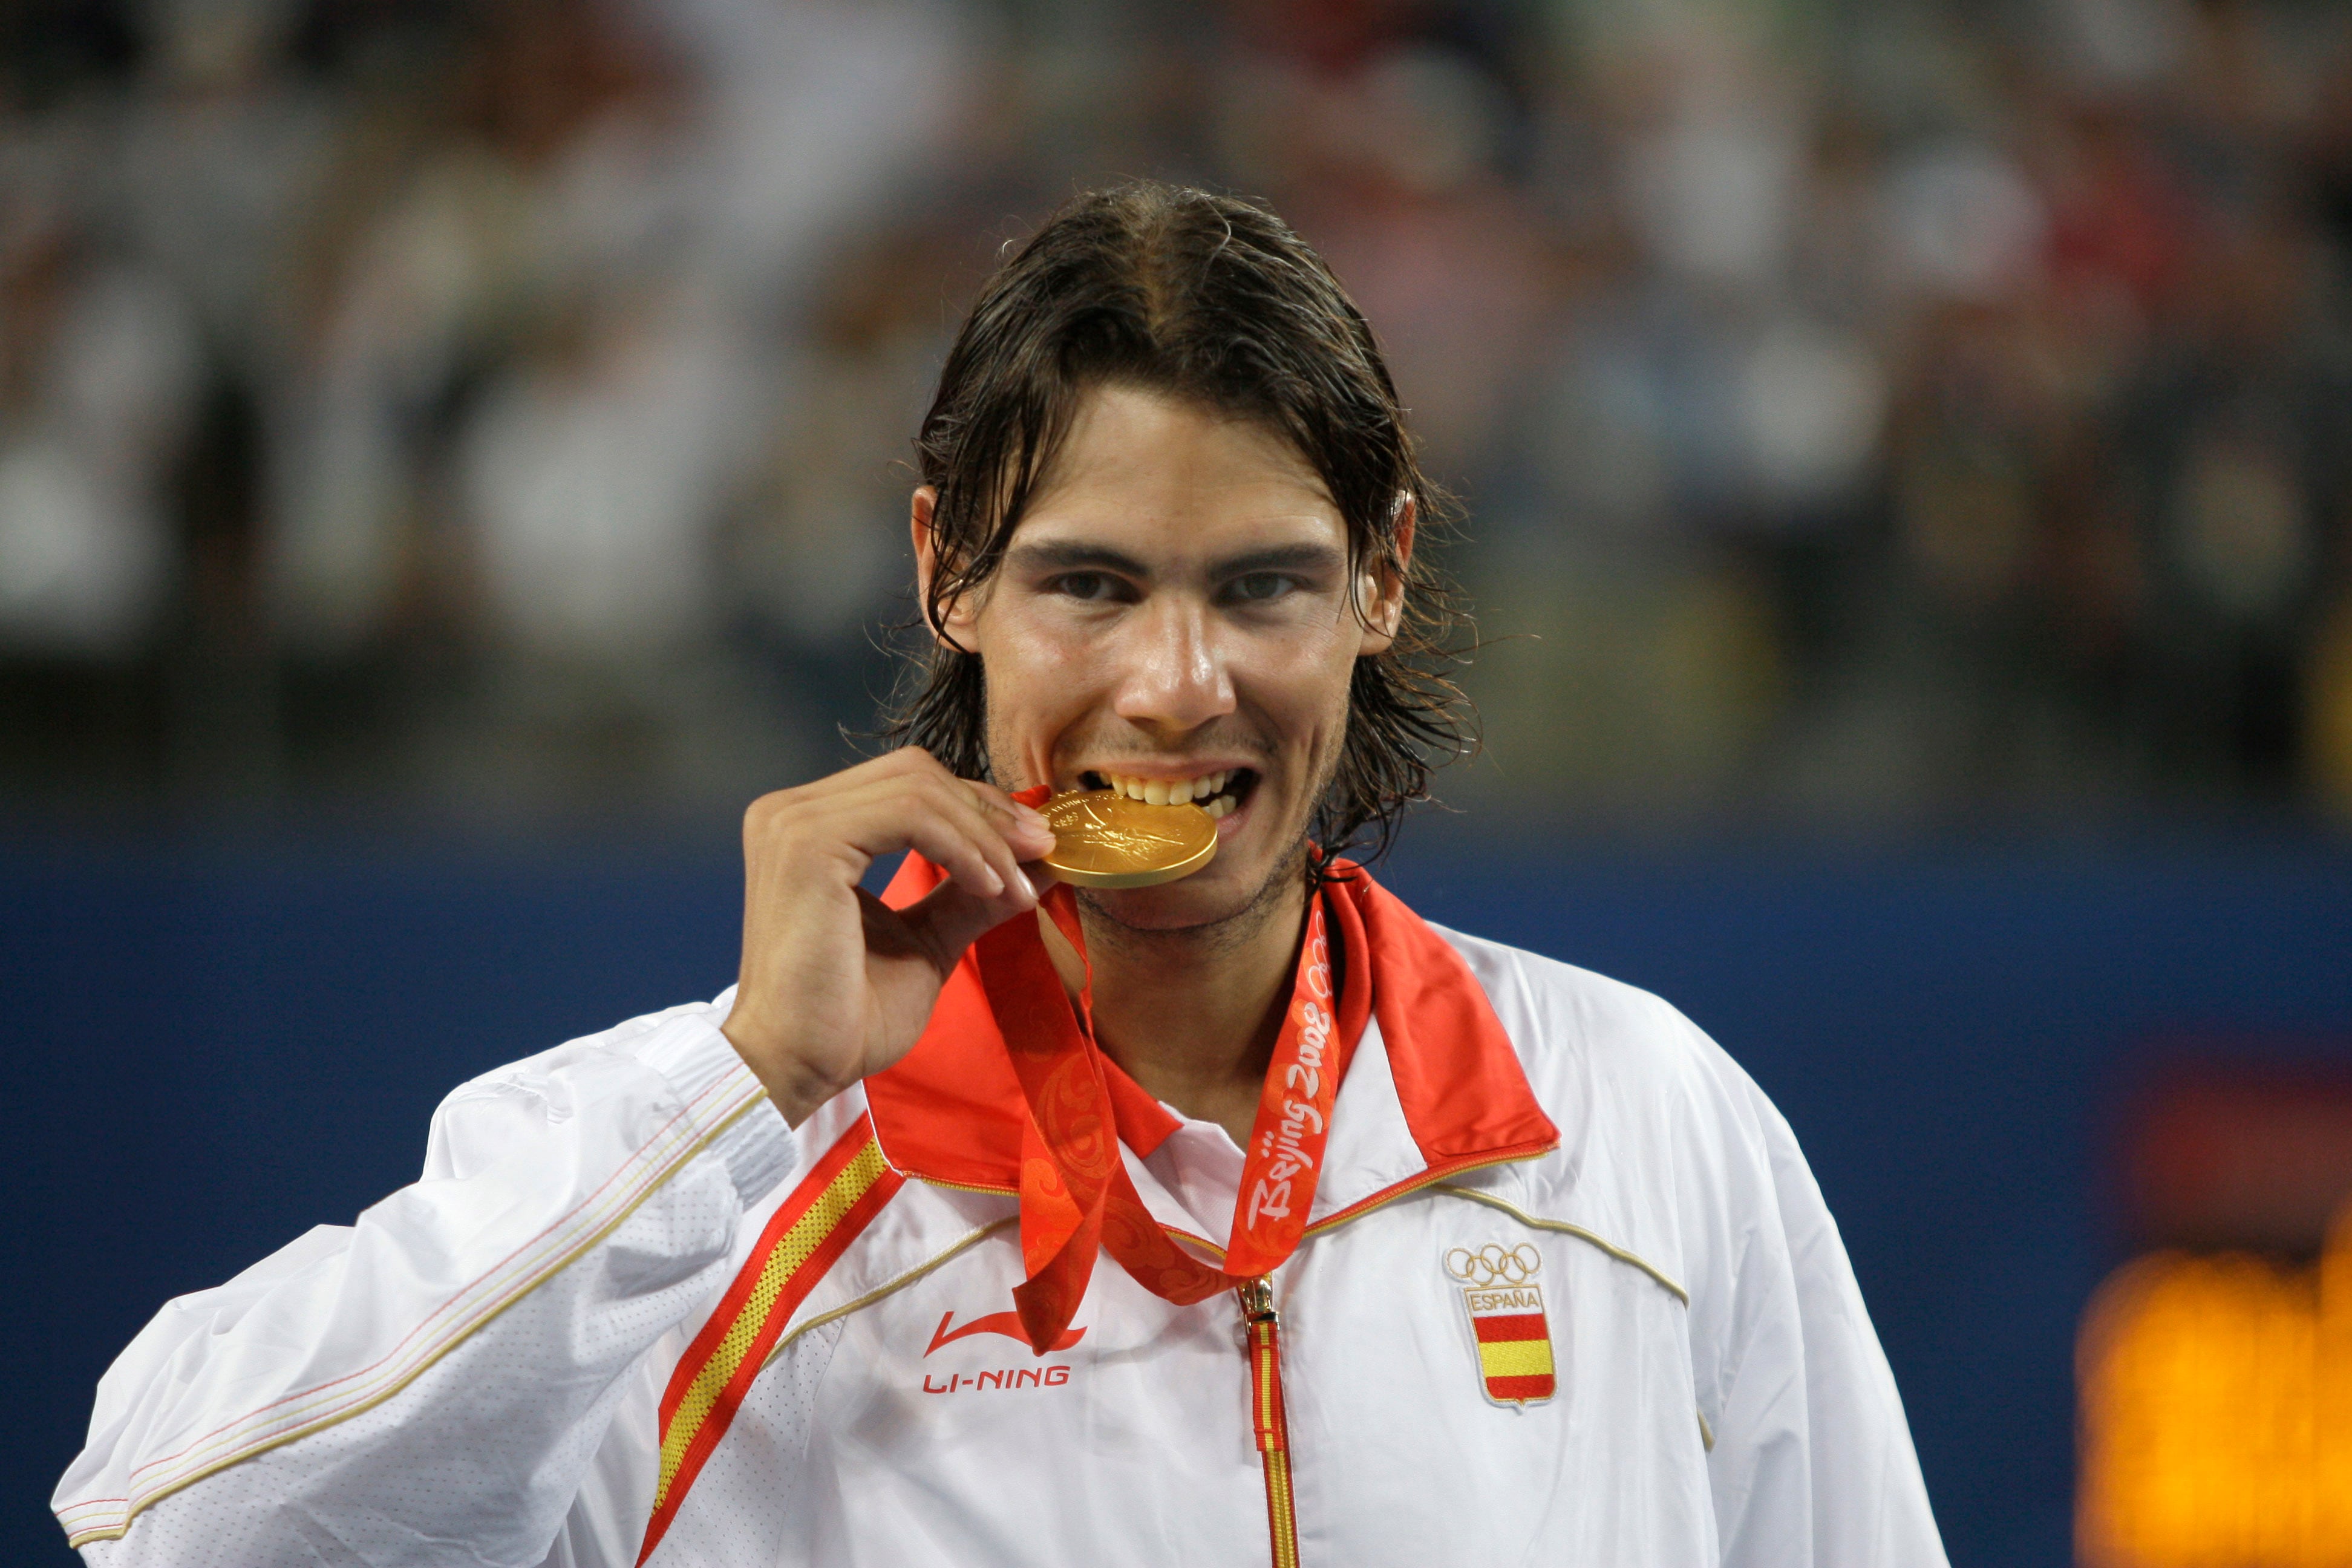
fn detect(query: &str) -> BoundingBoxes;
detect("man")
[56,184,1945,1566]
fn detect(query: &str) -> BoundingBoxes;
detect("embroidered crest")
[1443,1243,1557,1408]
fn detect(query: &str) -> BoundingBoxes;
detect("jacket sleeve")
[52,995,795,1568]
[1701,1067,1949,1568]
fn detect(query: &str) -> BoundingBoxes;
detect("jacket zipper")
[1238,1278,1301,1568]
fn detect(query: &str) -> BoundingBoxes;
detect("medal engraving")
[1040,790,1218,888]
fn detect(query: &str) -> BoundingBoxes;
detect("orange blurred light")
[2077,1209,2352,1567]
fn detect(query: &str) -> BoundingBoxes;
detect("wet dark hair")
[884,181,1471,867]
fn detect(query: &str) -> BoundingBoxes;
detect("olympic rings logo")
[1443,1243,1541,1287]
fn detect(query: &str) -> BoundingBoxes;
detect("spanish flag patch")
[638,1114,901,1563]
[1444,1243,1557,1408]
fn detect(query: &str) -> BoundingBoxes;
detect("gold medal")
[1039,789,1219,889]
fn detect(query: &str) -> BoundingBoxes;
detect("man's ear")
[1356,493,1416,656]
[910,487,978,649]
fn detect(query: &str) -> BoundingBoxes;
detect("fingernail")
[1014,803,1048,829]
[1014,867,1036,901]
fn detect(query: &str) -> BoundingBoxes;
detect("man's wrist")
[719,1016,839,1128]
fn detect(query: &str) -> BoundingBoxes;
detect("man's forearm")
[56,999,793,1566]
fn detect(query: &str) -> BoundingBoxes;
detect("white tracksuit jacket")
[55,916,1947,1566]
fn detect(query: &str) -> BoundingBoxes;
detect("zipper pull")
[1236,1276,1299,1567]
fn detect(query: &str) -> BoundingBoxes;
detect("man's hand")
[720,748,1058,1126]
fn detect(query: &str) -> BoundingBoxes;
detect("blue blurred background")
[7,0,2352,1563]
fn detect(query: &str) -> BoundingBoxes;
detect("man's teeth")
[1101,770,1238,817]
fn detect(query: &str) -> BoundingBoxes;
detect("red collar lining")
[861,855,1555,1191]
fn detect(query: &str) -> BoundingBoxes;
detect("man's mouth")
[1077,768,1258,821]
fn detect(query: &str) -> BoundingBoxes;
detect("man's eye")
[1054,573,1112,601]
[1226,573,1295,604]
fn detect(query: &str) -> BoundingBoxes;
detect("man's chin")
[1076,880,1252,934]
[1073,842,1306,940]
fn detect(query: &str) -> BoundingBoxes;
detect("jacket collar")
[863,854,1558,1215]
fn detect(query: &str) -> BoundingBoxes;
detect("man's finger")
[910,776,1039,904]
[961,778,1058,856]
[893,874,1035,976]
[823,777,1036,909]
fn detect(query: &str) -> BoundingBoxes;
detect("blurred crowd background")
[10,7,2352,1566]
[9,0,2352,837]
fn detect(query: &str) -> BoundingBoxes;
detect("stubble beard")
[1074,828,1312,966]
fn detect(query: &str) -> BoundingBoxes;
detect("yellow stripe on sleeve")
[652,1140,890,1508]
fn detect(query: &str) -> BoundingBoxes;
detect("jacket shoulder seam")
[761,1214,1019,1370]
[1428,1182,1690,1304]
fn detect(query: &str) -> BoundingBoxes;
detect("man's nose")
[1111,598,1235,734]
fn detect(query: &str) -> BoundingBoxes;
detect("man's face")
[915,384,1405,934]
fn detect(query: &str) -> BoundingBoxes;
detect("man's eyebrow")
[1208,542,1347,577]
[1000,538,1348,579]
[1001,540,1156,577]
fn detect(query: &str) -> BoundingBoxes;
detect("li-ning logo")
[924,1310,1085,1355]
[919,1310,1083,1395]
[1443,1243,1558,1408]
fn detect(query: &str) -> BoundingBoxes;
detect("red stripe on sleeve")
[639,1118,900,1564]
[655,1118,878,1429]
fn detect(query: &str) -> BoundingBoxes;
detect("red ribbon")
[981,799,1352,1352]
